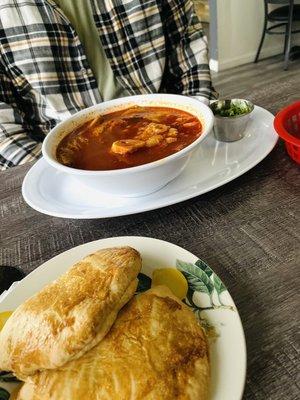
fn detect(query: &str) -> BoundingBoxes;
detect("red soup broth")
[56,106,202,171]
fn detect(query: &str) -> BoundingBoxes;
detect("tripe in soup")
[56,106,202,170]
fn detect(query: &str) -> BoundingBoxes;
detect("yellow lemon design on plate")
[0,311,13,331]
[152,268,188,300]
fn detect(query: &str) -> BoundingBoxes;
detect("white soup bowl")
[42,94,214,197]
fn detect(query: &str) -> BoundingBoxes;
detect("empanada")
[0,247,141,378]
[16,286,210,399]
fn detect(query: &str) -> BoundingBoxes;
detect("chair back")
[265,0,292,4]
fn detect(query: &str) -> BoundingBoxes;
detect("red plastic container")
[274,101,300,164]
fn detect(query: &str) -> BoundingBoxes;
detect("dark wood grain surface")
[0,56,299,399]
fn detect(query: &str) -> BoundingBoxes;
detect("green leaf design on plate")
[0,371,20,383]
[176,259,233,312]
[195,259,214,277]
[0,387,10,400]
[176,260,214,297]
[185,287,196,308]
[213,274,227,306]
[136,273,152,293]
[213,274,227,295]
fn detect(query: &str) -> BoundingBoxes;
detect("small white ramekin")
[42,94,214,197]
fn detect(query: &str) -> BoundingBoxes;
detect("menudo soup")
[56,106,202,170]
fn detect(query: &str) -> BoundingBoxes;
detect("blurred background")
[193,0,300,72]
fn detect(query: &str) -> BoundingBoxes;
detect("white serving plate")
[0,237,246,400]
[22,105,278,219]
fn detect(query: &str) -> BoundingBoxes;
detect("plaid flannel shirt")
[0,0,217,170]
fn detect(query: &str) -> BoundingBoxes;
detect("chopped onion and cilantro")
[212,101,253,117]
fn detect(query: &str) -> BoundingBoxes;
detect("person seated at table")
[0,0,217,170]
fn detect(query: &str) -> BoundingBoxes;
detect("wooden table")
[0,59,299,399]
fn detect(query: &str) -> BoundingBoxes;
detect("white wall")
[212,0,300,71]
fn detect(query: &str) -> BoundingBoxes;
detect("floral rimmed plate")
[0,236,246,400]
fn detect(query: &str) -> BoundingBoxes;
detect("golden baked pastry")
[16,286,210,400]
[0,246,141,378]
